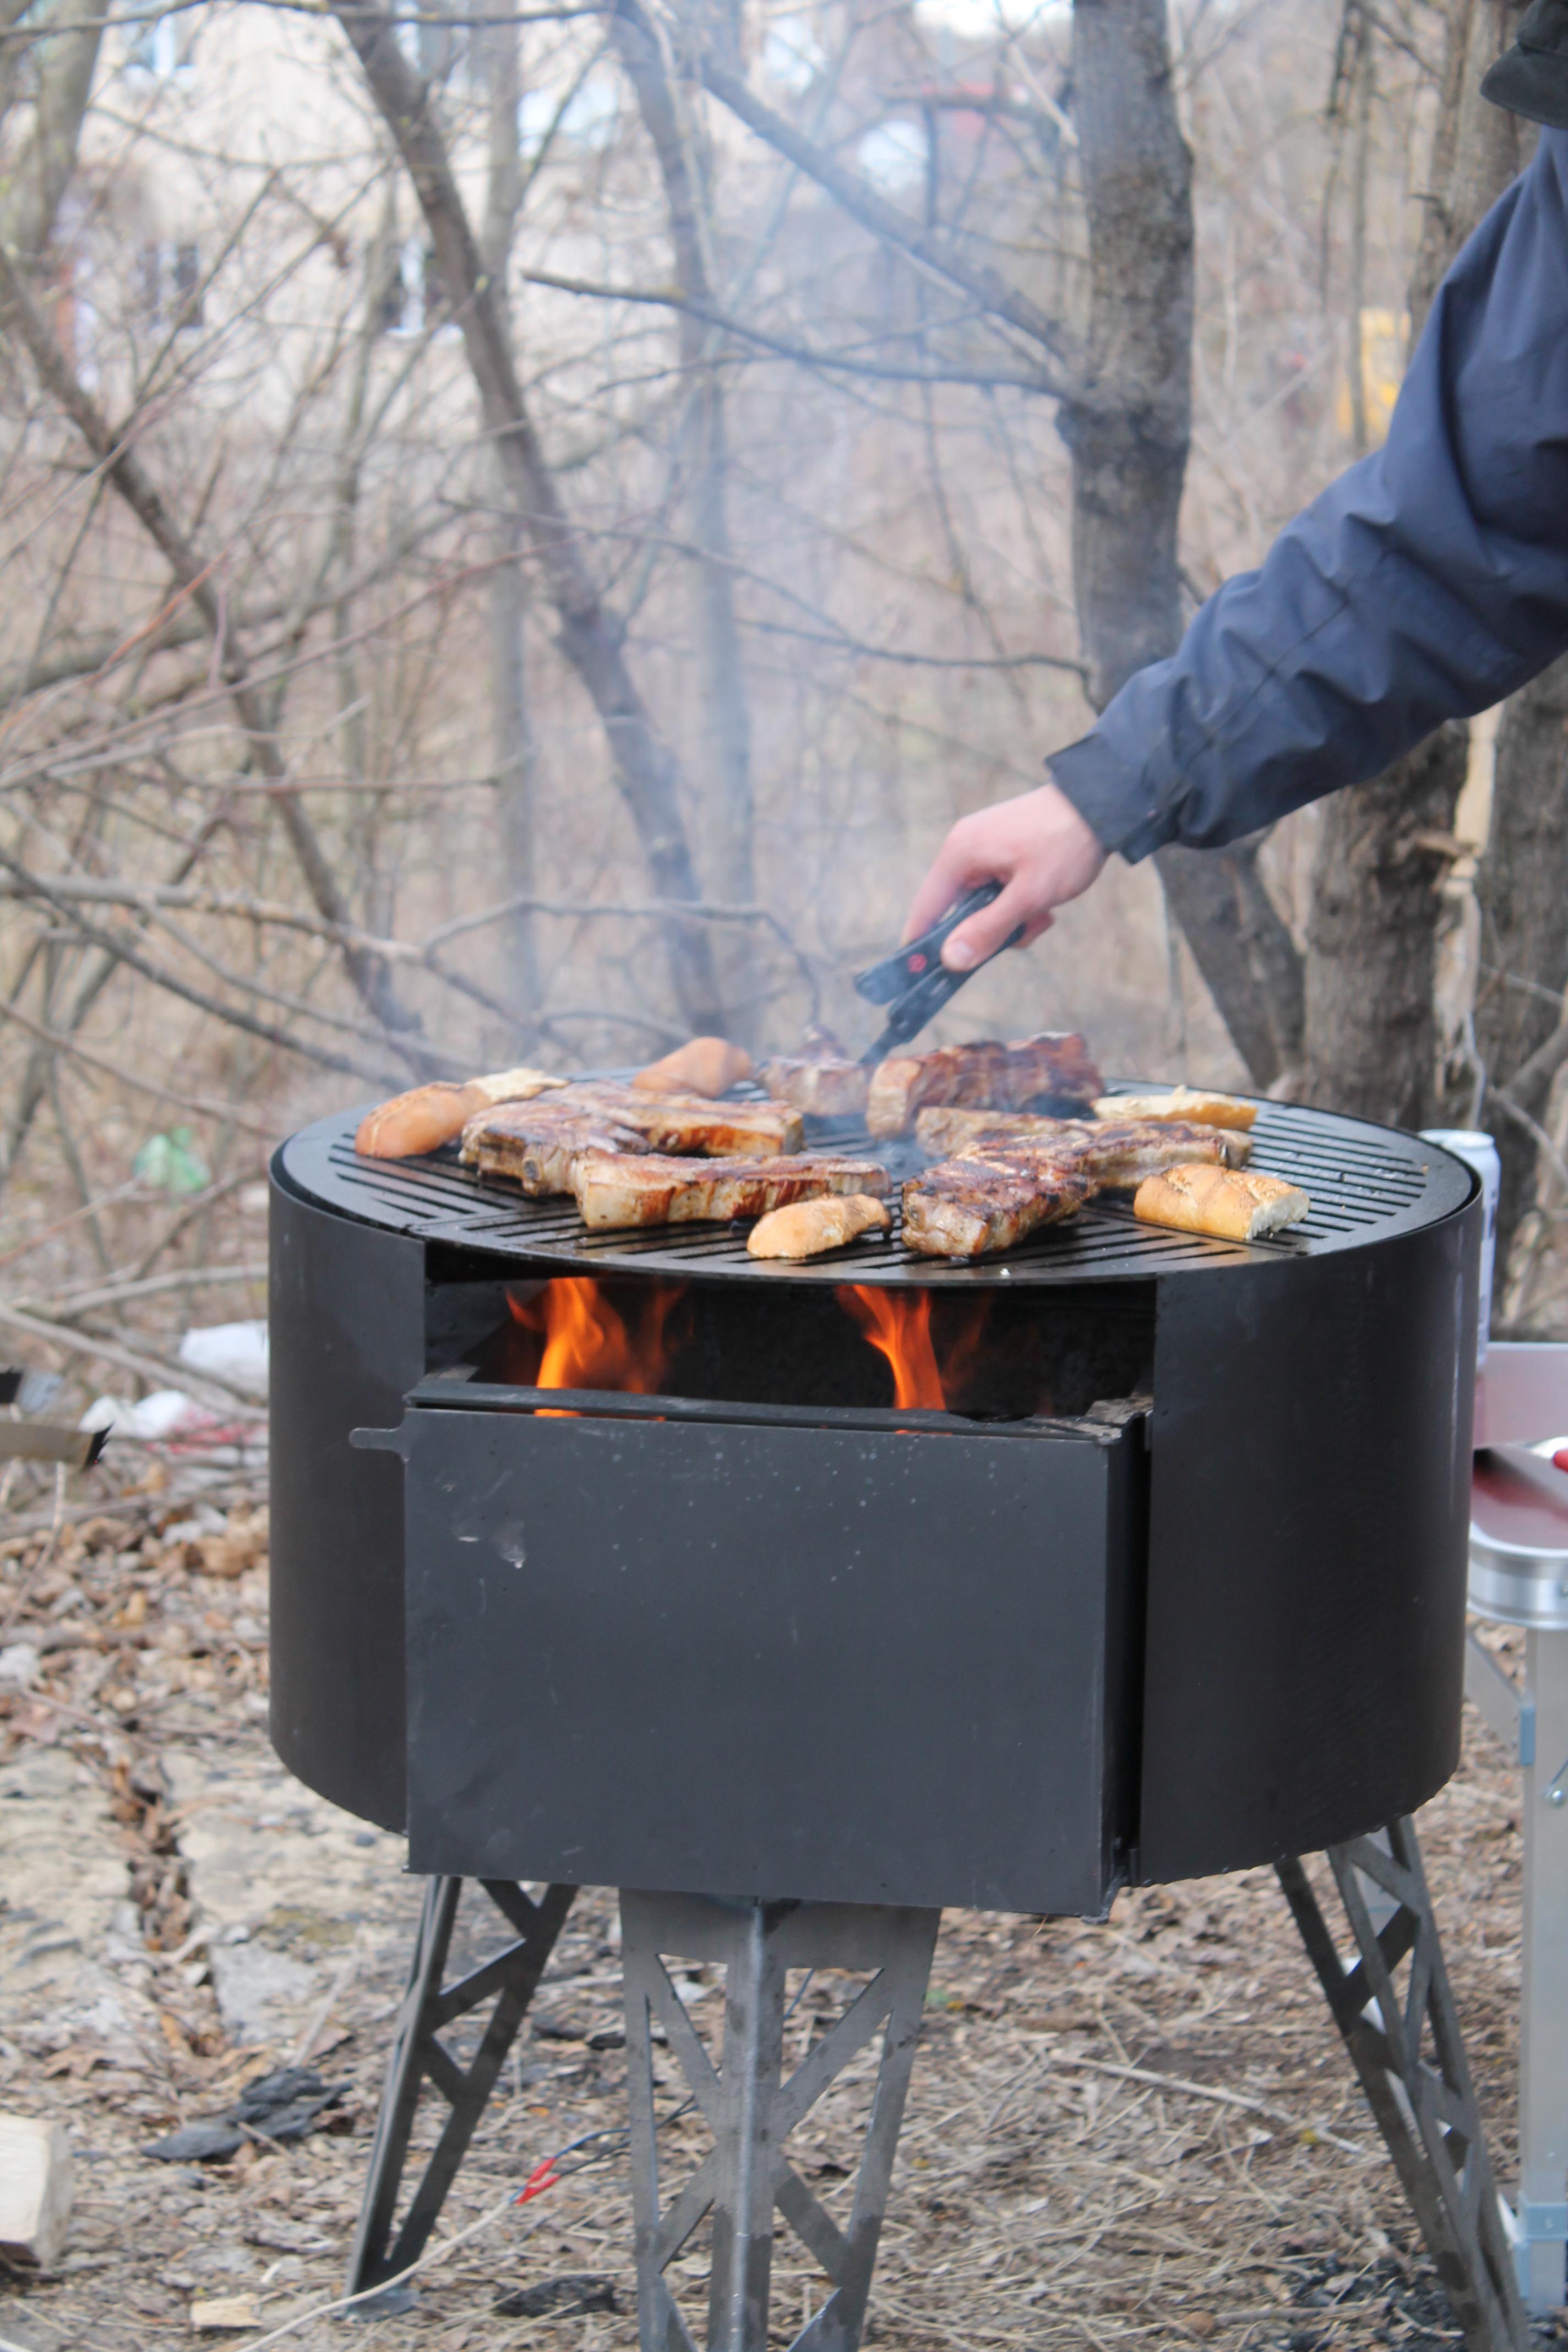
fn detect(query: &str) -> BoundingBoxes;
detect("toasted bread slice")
[1133,1163,1308,1241]
[355,1067,563,1158]
[747,1194,891,1259]
[1094,1086,1256,1131]
[634,1038,753,1097]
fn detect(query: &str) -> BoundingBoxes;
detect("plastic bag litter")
[132,1127,211,1195]
[177,1321,268,1398]
[80,1390,208,1441]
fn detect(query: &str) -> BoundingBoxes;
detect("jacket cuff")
[1046,733,1174,865]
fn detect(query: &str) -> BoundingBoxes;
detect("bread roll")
[634,1038,752,1098]
[747,1194,891,1259]
[1095,1087,1256,1131]
[467,1066,566,1106]
[1133,1163,1308,1242]
[355,1067,563,1159]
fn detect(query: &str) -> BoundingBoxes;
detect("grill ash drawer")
[383,1398,1146,1917]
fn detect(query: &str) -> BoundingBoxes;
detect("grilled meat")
[747,1194,891,1259]
[757,1048,870,1120]
[914,1108,1092,1157]
[462,1081,804,1194]
[899,1110,1249,1260]
[1068,1119,1250,1183]
[867,1033,1103,1136]
[572,1151,891,1232]
[569,1082,803,1157]
[461,1101,649,1196]
[900,1150,1095,1259]
[914,1108,1250,1180]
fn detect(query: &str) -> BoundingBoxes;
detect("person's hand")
[902,783,1108,970]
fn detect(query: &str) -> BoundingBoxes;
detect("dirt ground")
[0,1477,1559,2352]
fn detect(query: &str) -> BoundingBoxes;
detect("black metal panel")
[277,1098,1472,1287]
[269,1159,423,1831]
[393,1400,1145,1914]
[1137,1197,1480,1881]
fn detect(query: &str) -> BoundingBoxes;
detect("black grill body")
[269,1094,1479,1902]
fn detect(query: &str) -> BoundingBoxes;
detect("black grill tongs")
[853,881,1025,1065]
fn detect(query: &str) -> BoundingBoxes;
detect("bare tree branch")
[331,0,726,1035]
[689,29,1080,389]
[0,243,437,1061]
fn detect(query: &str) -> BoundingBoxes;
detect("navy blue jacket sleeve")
[1049,127,1568,861]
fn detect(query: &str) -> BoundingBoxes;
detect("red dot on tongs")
[907,951,928,973]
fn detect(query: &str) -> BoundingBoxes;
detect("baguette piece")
[355,1066,564,1159]
[634,1038,752,1097]
[747,1194,891,1259]
[1093,1086,1256,1131]
[572,1151,890,1231]
[868,1033,1103,1137]
[1133,1163,1309,1241]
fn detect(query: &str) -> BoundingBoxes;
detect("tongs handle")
[853,882,1024,1061]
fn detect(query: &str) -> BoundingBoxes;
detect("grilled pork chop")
[757,1048,870,1120]
[914,1109,1250,1179]
[462,1081,804,1194]
[462,1104,648,1196]
[867,1033,1104,1137]
[901,1150,1094,1259]
[1063,1118,1251,1184]
[899,1115,1250,1260]
[571,1150,891,1232]
[567,1082,804,1157]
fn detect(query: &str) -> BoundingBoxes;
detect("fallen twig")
[1011,2046,1368,2158]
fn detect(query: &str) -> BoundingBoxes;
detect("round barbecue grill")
[277,1089,1469,1281]
[266,1090,1501,2349]
[270,1082,1480,1898]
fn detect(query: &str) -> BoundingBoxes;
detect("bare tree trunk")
[1305,726,1470,1124]
[1301,0,1523,1126]
[483,0,540,1011]
[0,0,103,257]
[336,0,725,1037]
[1069,0,1304,1087]
[611,0,754,970]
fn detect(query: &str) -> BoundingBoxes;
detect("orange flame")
[507,1278,685,1396]
[836,1285,945,1410]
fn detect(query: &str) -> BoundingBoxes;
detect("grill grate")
[277,1093,1473,1287]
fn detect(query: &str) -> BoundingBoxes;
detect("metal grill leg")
[346,1876,576,2297]
[621,1892,939,2352]
[1515,1624,1568,2310]
[1278,1818,1527,2352]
